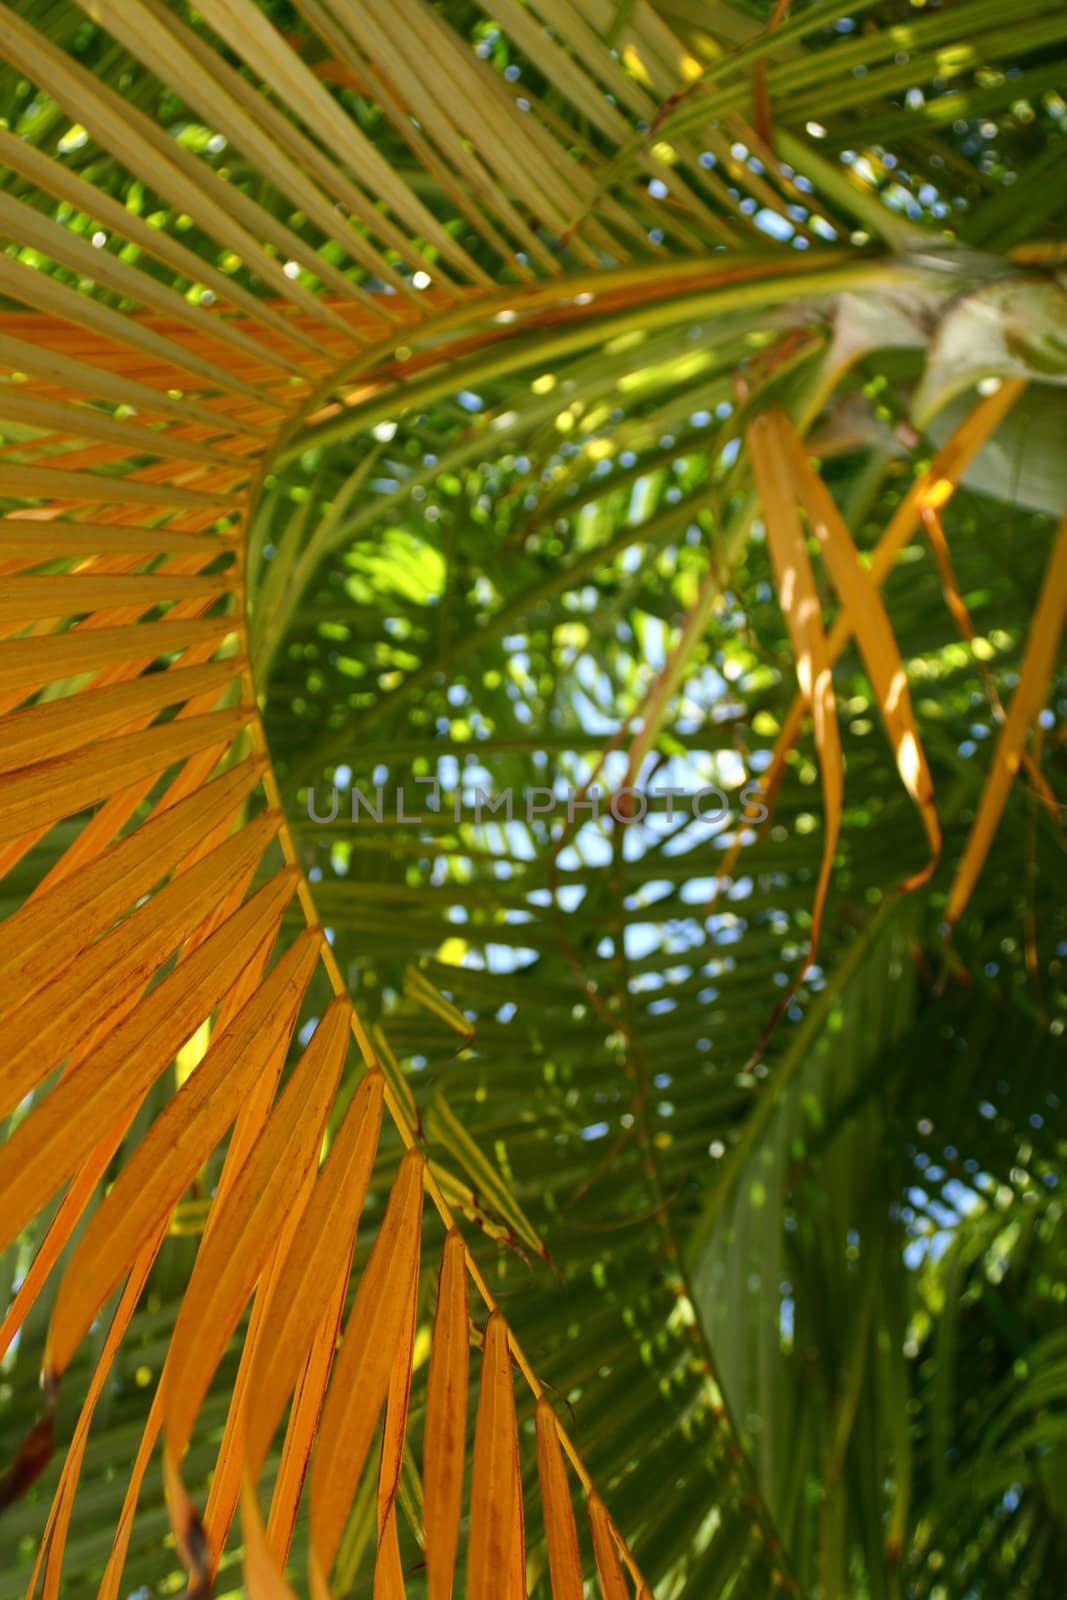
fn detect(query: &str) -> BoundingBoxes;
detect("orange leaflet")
[34,1226,166,1599]
[923,504,1061,828]
[309,1147,425,1585]
[201,1016,335,1566]
[25,895,280,1565]
[58,925,273,1600]
[22,675,245,893]
[0,811,279,1118]
[0,707,250,845]
[375,1501,406,1600]
[706,382,1025,915]
[0,570,237,625]
[0,520,227,561]
[536,1398,583,1600]
[241,1479,300,1600]
[375,1245,419,1600]
[0,757,261,1004]
[243,1067,385,1485]
[265,1260,352,1564]
[0,868,297,1253]
[163,1449,210,1593]
[947,505,1067,925]
[45,927,321,1379]
[776,410,940,881]
[423,1228,470,1600]
[206,932,313,1215]
[203,1270,282,1566]
[747,411,842,959]
[467,1311,520,1600]
[163,995,353,1472]
[1,1120,138,1366]
[0,657,237,776]
[510,1437,527,1600]
[588,1493,630,1600]
[863,381,1026,598]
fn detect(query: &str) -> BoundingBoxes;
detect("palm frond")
[1,1,1066,1597]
